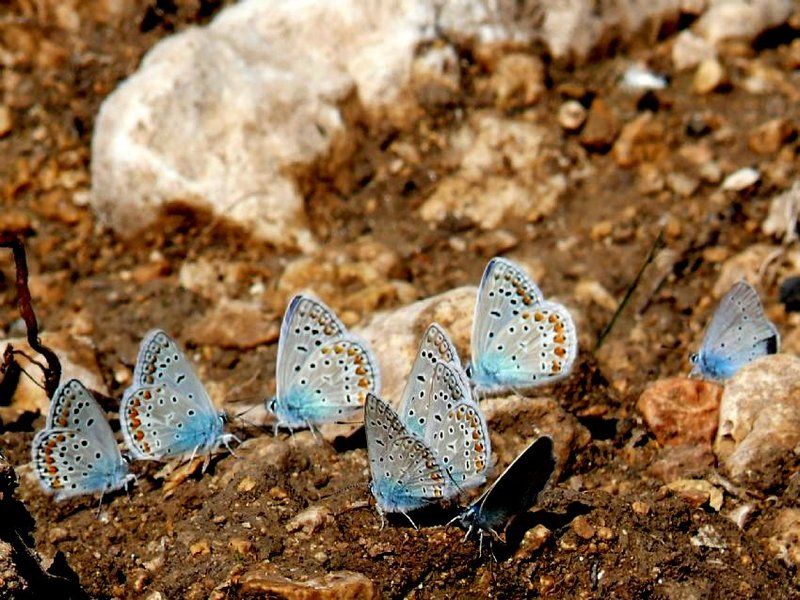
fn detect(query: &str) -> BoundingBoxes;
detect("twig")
[594,230,665,352]
[0,234,61,396]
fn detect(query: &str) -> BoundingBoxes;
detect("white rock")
[620,65,668,91]
[672,30,716,71]
[696,0,793,44]
[721,167,760,191]
[714,354,800,489]
[355,286,476,409]
[763,181,800,243]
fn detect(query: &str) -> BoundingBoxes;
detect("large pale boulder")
[714,354,800,489]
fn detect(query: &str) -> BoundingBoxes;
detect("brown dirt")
[2,1,800,598]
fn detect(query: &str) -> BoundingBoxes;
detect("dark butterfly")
[455,435,556,553]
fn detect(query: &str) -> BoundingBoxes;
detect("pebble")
[666,172,699,197]
[693,59,727,94]
[285,505,333,535]
[487,53,546,109]
[612,112,666,168]
[721,167,760,191]
[631,501,651,516]
[637,377,722,446]
[228,538,253,555]
[571,516,596,540]
[672,30,716,71]
[0,105,12,137]
[580,99,619,153]
[766,509,800,566]
[558,100,587,132]
[574,280,617,311]
[184,299,279,350]
[665,479,723,510]
[189,540,211,556]
[237,477,257,493]
[514,525,551,559]
[238,568,378,598]
[747,118,795,155]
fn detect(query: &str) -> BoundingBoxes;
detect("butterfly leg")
[376,506,386,530]
[306,421,320,442]
[462,524,474,542]
[478,532,484,558]
[401,511,419,530]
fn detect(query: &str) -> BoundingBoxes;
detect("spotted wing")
[275,295,347,398]
[32,428,127,500]
[470,435,556,534]
[424,363,490,493]
[697,280,780,378]
[45,379,117,452]
[364,393,450,510]
[129,329,216,416]
[399,323,463,437]
[120,384,222,460]
[278,337,380,426]
[472,257,544,365]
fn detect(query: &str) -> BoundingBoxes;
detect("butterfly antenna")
[594,229,665,352]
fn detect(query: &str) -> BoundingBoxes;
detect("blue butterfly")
[398,323,491,494]
[364,393,453,527]
[32,379,134,501]
[690,280,780,380]
[469,258,578,396]
[266,294,380,430]
[121,329,237,463]
[456,435,555,553]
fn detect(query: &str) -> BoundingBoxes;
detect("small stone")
[748,118,795,155]
[766,509,800,566]
[702,246,730,263]
[0,210,33,235]
[487,53,545,109]
[184,299,279,350]
[574,280,617,311]
[557,100,587,132]
[666,172,699,197]
[631,501,651,516]
[229,538,253,555]
[721,167,760,191]
[648,443,716,483]
[596,526,614,541]
[672,30,716,71]
[590,220,613,240]
[580,99,619,153]
[665,479,723,510]
[0,105,12,137]
[690,524,726,549]
[238,568,378,598]
[712,244,777,297]
[612,112,666,168]
[189,540,210,556]
[693,59,727,94]
[514,524,551,559]
[47,527,70,544]
[571,515,596,540]
[715,354,800,489]
[539,574,556,596]
[285,505,333,535]
[637,377,723,446]
[237,477,257,493]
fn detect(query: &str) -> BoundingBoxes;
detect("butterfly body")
[268,295,380,429]
[32,379,134,501]
[122,330,236,461]
[470,258,578,396]
[691,280,780,381]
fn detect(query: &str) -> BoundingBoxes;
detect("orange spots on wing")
[534,312,544,321]
[554,335,566,345]
[548,314,559,324]
[358,378,370,388]
[48,466,58,474]
[555,347,566,357]
[321,347,330,354]
[135,430,145,441]
[356,366,367,376]
[334,344,344,354]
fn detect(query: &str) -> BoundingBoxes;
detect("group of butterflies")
[31,256,780,542]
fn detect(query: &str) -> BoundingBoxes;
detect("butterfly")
[469,257,578,396]
[121,329,237,463]
[32,379,135,501]
[364,393,454,527]
[690,280,780,380]
[455,435,556,554]
[398,323,490,493]
[266,294,380,430]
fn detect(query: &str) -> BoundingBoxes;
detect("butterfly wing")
[32,427,127,500]
[129,329,217,416]
[463,435,555,537]
[275,295,347,399]
[472,258,544,365]
[424,363,490,493]
[120,384,223,460]
[399,323,462,437]
[45,379,118,456]
[364,393,450,513]
[696,281,780,379]
[276,336,380,427]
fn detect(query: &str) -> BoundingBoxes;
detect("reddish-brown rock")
[637,377,723,446]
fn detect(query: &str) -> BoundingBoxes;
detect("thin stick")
[594,230,665,352]
[0,234,62,396]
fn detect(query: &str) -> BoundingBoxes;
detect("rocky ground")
[2,0,800,598]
